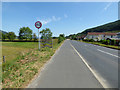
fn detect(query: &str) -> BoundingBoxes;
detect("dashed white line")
[70,43,110,88]
[97,49,120,58]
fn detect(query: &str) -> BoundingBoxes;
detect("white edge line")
[70,42,109,88]
[97,49,120,58]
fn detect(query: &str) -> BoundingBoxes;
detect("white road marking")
[70,43,110,88]
[97,49,120,58]
[97,46,118,51]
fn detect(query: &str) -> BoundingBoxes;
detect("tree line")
[0,27,36,41]
[0,27,66,43]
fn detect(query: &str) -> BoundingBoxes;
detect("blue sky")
[2,2,118,37]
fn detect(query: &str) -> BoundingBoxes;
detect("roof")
[77,35,86,38]
[88,32,117,35]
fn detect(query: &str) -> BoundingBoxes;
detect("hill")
[0,30,8,34]
[81,20,120,34]
[66,20,120,39]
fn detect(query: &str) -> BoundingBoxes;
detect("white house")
[86,32,117,40]
[117,32,120,38]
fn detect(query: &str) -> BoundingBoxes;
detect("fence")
[40,39,53,48]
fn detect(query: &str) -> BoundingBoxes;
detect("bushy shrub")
[102,40,106,44]
[115,40,120,46]
[111,40,115,45]
[100,39,119,46]
[83,39,89,42]
[58,37,64,43]
[58,34,65,43]
[106,40,110,45]
[89,39,94,42]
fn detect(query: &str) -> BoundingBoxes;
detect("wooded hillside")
[81,20,120,34]
[66,20,120,39]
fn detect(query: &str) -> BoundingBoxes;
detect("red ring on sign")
[35,21,42,29]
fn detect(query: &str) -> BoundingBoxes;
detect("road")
[70,40,118,88]
[28,40,118,88]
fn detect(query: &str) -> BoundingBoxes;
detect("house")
[117,32,120,38]
[77,35,86,40]
[85,32,117,41]
[111,32,120,40]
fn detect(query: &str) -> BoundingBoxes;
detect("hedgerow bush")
[89,39,94,42]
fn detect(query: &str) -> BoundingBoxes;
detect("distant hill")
[81,20,120,34]
[0,30,7,34]
[67,20,120,39]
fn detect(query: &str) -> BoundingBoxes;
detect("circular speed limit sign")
[35,21,42,29]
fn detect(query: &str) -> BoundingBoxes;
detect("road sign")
[35,21,42,29]
[35,21,42,51]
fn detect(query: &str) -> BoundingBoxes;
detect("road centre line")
[70,42,109,88]
[97,49,119,58]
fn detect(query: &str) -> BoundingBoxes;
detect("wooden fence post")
[3,56,5,63]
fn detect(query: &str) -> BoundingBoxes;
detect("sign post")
[35,21,42,51]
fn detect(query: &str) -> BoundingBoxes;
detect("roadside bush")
[111,40,115,45]
[100,39,119,46]
[111,39,118,46]
[58,34,65,43]
[99,40,103,43]
[116,40,119,46]
[83,39,89,42]
[101,40,107,44]
[58,36,64,43]
[106,40,110,45]
[89,39,94,42]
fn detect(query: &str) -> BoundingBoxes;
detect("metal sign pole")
[35,21,42,51]
[38,29,40,51]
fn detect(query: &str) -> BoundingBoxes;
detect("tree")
[7,32,16,41]
[0,32,2,39]
[2,33,7,40]
[33,33,37,41]
[71,34,76,40]
[40,28,52,40]
[19,27,32,40]
[40,28,52,47]
[58,34,65,43]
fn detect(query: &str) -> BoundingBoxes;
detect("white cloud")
[104,2,112,11]
[38,16,61,25]
[52,16,61,21]
[41,18,52,25]
[37,14,69,25]
[64,14,68,18]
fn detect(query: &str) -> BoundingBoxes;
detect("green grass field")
[2,39,62,88]
[2,42,38,64]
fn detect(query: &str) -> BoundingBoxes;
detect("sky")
[2,2,118,37]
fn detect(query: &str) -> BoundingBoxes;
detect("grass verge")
[80,40,119,50]
[2,39,64,88]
